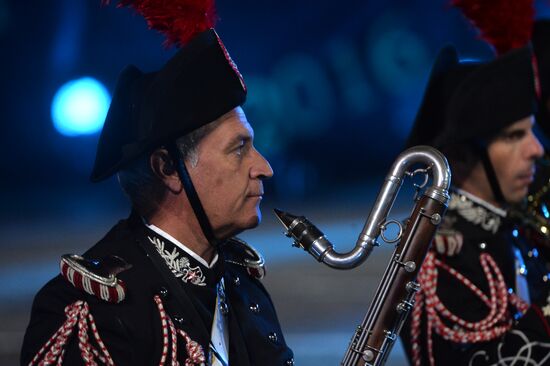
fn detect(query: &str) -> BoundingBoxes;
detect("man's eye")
[504,131,525,141]
[235,142,245,155]
[499,130,526,141]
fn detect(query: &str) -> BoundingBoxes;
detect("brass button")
[159,287,169,298]
[220,302,229,316]
[268,332,278,343]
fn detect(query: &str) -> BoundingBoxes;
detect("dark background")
[2,1,550,364]
[1,0,505,201]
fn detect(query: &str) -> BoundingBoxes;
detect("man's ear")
[150,148,182,193]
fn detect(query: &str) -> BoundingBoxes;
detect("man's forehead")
[220,107,253,136]
[204,107,254,145]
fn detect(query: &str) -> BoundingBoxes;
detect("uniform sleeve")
[20,276,136,366]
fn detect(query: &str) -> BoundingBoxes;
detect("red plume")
[103,0,217,48]
[451,0,534,55]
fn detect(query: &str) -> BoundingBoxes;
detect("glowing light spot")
[51,77,110,136]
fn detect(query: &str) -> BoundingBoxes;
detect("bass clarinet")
[274,145,451,366]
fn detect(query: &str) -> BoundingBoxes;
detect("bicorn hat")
[91,2,246,182]
[532,20,550,138]
[408,0,538,151]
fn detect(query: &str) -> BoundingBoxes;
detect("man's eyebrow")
[496,127,527,139]
[226,134,252,147]
[503,126,527,134]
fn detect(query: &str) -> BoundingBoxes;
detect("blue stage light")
[542,203,550,219]
[51,77,111,136]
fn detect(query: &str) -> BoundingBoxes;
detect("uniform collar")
[452,187,507,217]
[142,220,224,287]
[144,220,219,268]
[450,188,506,234]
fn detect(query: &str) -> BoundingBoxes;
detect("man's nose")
[251,148,274,179]
[526,131,544,160]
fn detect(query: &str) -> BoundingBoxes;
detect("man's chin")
[233,215,261,234]
[214,215,261,240]
[245,215,261,229]
[506,188,529,204]
[247,207,262,227]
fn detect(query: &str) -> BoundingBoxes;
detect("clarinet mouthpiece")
[273,208,331,260]
[273,208,299,235]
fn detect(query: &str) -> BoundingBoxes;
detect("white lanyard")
[210,278,229,366]
[513,247,531,305]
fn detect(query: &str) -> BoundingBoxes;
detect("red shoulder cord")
[29,301,114,366]
[29,297,205,366]
[154,295,206,366]
[410,251,529,366]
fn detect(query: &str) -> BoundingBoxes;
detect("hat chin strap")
[167,142,218,247]
[474,141,507,206]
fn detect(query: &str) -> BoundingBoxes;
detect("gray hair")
[117,119,220,214]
